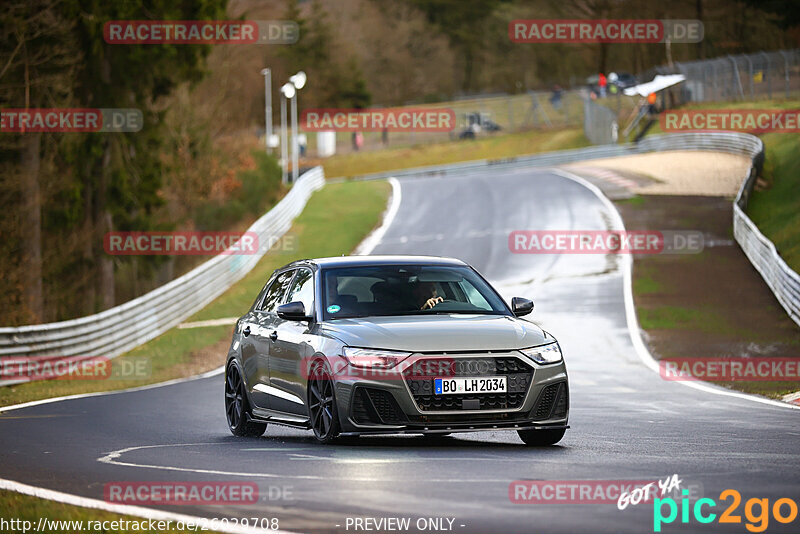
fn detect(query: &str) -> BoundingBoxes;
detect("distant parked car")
[610,72,638,89]
[458,111,502,139]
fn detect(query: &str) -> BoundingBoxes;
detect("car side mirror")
[511,297,534,317]
[277,301,312,321]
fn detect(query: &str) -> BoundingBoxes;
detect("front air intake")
[533,382,567,420]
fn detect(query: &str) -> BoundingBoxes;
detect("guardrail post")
[742,54,754,99]
[760,52,772,99]
[712,62,719,100]
[779,50,791,98]
[675,62,689,103]
[728,55,745,100]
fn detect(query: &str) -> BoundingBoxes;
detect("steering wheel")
[422,297,453,310]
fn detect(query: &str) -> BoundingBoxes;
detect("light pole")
[260,68,273,153]
[288,71,306,183]
[280,83,295,185]
[290,92,298,183]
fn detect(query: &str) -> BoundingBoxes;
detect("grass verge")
[638,98,800,271]
[618,194,800,399]
[0,490,222,533]
[0,180,390,408]
[747,131,800,272]
[314,127,588,179]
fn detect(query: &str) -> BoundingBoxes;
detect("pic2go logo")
[653,489,798,532]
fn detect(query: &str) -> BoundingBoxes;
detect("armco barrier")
[345,133,764,181]
[0,167,325,385]
[733,157,800,328]
[350,132,798,328]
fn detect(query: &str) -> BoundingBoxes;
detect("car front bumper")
[330,351,569,435]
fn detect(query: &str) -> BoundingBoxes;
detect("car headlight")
[519,343,563,365]
[342,347,412,369]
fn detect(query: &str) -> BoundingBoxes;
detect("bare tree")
[0,1,77,323]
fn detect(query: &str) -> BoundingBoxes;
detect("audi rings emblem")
[453,359,493,375]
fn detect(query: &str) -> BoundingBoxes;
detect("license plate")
[434,376,507,395]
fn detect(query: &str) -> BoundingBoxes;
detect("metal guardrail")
[346,132,757,181]
[733,154,800,328]
[349,132,799,328]
[318,90,585,155]
[0,167,325,384]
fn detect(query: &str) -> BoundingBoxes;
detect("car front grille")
[403,356,533,412]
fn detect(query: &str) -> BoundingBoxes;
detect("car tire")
[517,428,565,446]
[308,360,341,444]
[225,362,267,437]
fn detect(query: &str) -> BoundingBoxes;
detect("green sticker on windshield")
[327,305,341,313]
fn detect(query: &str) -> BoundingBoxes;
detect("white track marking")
[0,477,298,534]
[782,391,800,404]
[570,166,638,189]
[353,177,401,255]
[96,442,562,482]
[98,443,326,480]
[0,367,223,414]
[550,168,800,411]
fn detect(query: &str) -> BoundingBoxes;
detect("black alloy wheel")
[308,360,341,443]
[225,363,267,437]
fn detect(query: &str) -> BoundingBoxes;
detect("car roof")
[284,255,468,270]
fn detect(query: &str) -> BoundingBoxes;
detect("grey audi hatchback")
[224,255,569,445]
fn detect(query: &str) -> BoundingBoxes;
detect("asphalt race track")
[2,168,799,534]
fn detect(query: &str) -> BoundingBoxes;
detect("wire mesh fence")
[584,48,800,145]
[299,48,800,156]
[304,90,586,155]
[583,98,619,145]
[640,49,800,103]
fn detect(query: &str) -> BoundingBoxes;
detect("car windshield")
[321,264,510,320]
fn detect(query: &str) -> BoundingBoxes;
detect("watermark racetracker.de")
[659,358,800,382]
[661,109,800,133]
[301,108,456,132]
[104,481,258,506]
[0,355,151,382]
[300,355,458,381]
[0,108,142,132]
[104,231,260,256]
[509,476,702,505]
[104,20,298,44]
[509,19,703,43]
[508,230,704,255]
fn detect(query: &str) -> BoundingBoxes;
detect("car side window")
[285,269,314,315]
[252,279,272,311]
[260,270,295,312]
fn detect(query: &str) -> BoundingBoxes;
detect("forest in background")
[1,0,798,326]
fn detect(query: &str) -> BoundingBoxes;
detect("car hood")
[319,314,551,352]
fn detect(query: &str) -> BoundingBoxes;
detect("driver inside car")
[414,280,443,310]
